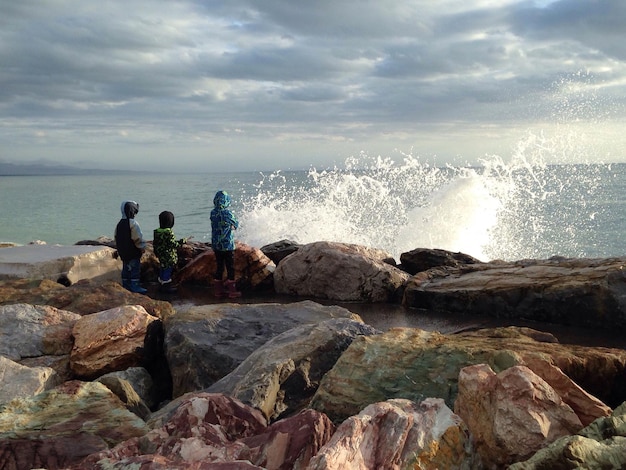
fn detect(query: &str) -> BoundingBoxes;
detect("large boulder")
[403,257,626,331]
[175,241,275,290]
[208,318,380,420]
[70,305,162,379]
[455,363,583,468]
[0,380,149,470]
[164,300,362,398]
[308,398,472,470]
[310,327,623,424]
[85,393,334,469]
[273,241,409,302]
[0,244,121,284]
[0,278,175,319]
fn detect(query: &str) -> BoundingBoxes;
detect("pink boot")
[224,279,241,299]
[213,279,225,299]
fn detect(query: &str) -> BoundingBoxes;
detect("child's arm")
[130,220,147,250]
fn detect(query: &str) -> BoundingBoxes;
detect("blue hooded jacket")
[210,191,238,251]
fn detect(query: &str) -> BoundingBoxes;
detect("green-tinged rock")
[310,327,626,424]
[0,380,149,470]
[508,435,626,469]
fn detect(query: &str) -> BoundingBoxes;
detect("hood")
[120,200,139,219]
[159,210,175,229]
[213,190,231,209]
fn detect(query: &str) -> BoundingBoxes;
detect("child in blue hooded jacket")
[210,190,241,298]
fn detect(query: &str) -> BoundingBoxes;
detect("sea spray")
[238,154,497,261]
[237,147,610,262]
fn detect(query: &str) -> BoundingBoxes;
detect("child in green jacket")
[153,210,185,293]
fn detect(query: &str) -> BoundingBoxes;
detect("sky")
[1,0,626,172]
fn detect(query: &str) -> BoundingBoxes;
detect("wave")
[237,138,616,262]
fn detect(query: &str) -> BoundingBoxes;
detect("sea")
[2,151,626,346]
[1,153,625,263]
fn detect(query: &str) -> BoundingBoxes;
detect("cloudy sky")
[1,0,625,172]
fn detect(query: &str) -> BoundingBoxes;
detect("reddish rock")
[175,241,275,290]
[509,402,626,469]
[521,354,611,426]
[454,364,584,468]
[308,398,472,470]
[70,305,161,379]
[80,393,333,469]
[273,241,409,302]
[0,278,175,319]
[0,278,67,307]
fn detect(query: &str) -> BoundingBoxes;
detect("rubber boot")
[213,279,225,299]
[224,279,241,299]
[129,280,147,294]
[159,282,177,294]
[122,279,131,291]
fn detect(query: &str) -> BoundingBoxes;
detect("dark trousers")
[121,258,141,285]
[214,250,235,280]
[158,266,173,284]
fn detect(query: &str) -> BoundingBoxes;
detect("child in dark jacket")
[114,200,147,293]
[153,210,185,293]
[210,190,241,298]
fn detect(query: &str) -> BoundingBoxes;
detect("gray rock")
[260,239,302,265]
[0,356,60,405]
[0,244,121,284]
[403,257,626,330]
[164,300,362,398]
[95,375,151,420]
[0,303,80,361]
[399,247,482,275]
[97,367,158,410]
[208,317,380,420]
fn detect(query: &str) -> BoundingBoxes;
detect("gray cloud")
[1,0,625,171]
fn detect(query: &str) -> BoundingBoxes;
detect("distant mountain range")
[0,160,126,176]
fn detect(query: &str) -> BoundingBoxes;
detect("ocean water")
[1,151,625,263]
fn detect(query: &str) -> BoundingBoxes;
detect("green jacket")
[153,228,182,269]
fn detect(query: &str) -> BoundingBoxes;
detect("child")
[210,190,241,298]
[114,200,147,293]
[153,210,185,293]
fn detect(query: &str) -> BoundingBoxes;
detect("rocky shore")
[1,239,626,469]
